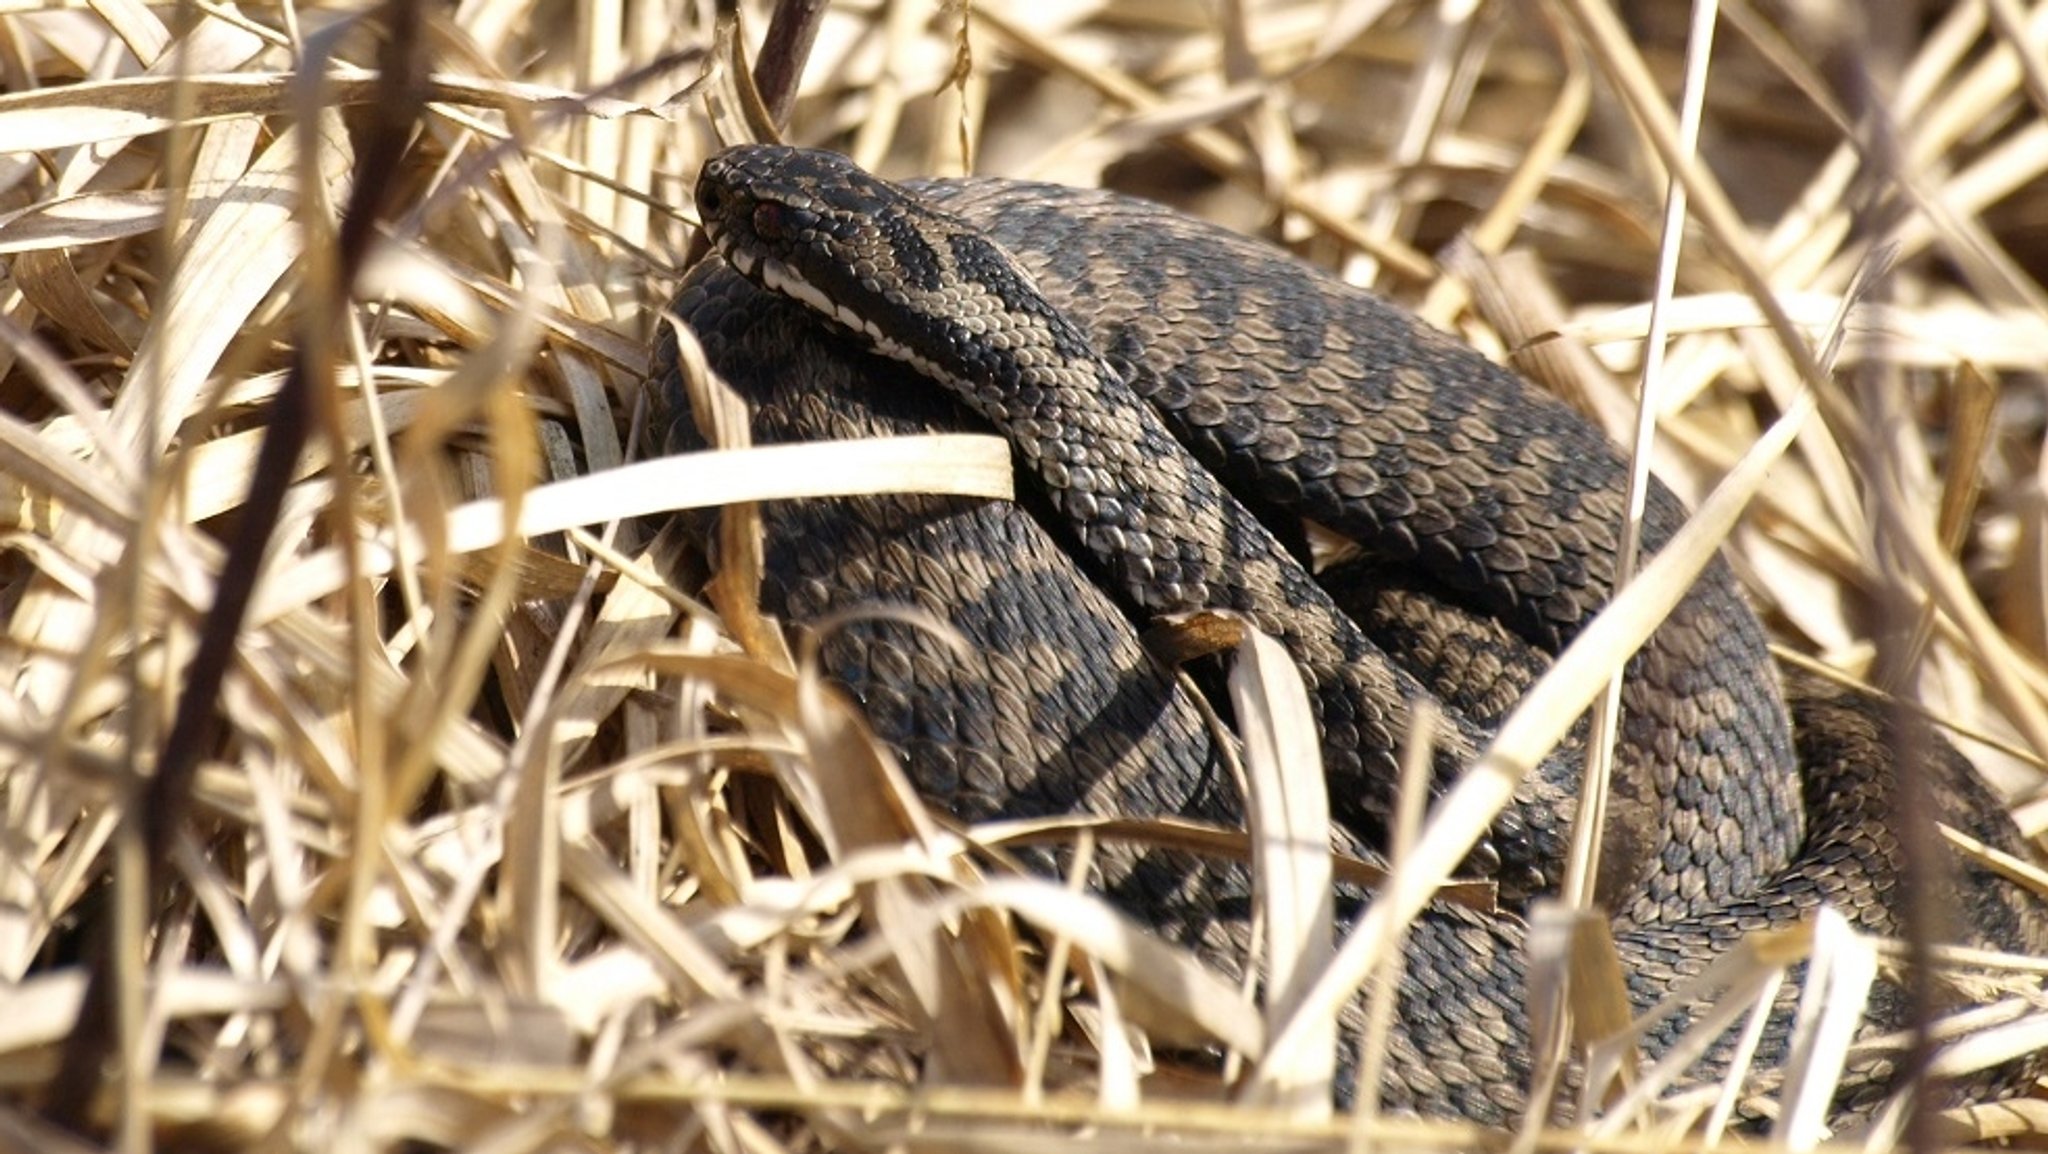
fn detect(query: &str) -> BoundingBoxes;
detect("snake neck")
[938,301,1240,615]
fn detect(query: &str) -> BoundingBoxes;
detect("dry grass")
[4,0,2048,1150]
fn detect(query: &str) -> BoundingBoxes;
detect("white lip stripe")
[731,249,958,389]
[760,259,833,321]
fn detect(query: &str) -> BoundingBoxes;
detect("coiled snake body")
[654,144,2047,1122]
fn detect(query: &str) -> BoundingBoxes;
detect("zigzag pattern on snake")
[650,143,2048,1123]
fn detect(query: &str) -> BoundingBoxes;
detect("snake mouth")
[719,239,943,382]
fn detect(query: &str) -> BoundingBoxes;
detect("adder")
[650,143,2047,1123]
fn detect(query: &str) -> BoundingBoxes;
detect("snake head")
[696,145,950,366]
[695,144,1072,395]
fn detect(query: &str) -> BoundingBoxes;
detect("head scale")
[694,146,955,345]
[693,145,1092,408]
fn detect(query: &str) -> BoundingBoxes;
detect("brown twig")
[1816,9,1946,1152]
[752,0,830,130]
[39,1,430,1132]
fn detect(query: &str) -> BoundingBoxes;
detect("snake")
[650,143,2048,1123]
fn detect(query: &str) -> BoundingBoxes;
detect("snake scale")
[650,143,2048,1123]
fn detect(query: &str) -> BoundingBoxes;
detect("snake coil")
[653,143,2047,1124]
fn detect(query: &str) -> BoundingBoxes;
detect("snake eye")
[752,203,787,242]
[698,183,724,217]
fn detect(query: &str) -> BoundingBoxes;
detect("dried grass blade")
[440,436,1014,554]
[1228,629,1334,1112]
[623,643,1023,1085]
[11,249,131,355]
[794,669,1023,1087]
[1261,381,1815,1076]
[0,186,224,254]
[557,838,743,1000]
[0,402,135,539]
[0,72,668,154]
[543,552,681,768]
[247,435,1015,624]
[1773,909,1877,1150]
[1923,1007,2048,1082]
[112,113,354,458]
[1526,903,1635,1120]
[968,877,1265,1058]
[1582,923,1803,1128]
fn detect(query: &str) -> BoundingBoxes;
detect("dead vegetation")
[4,0,2048,1150]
